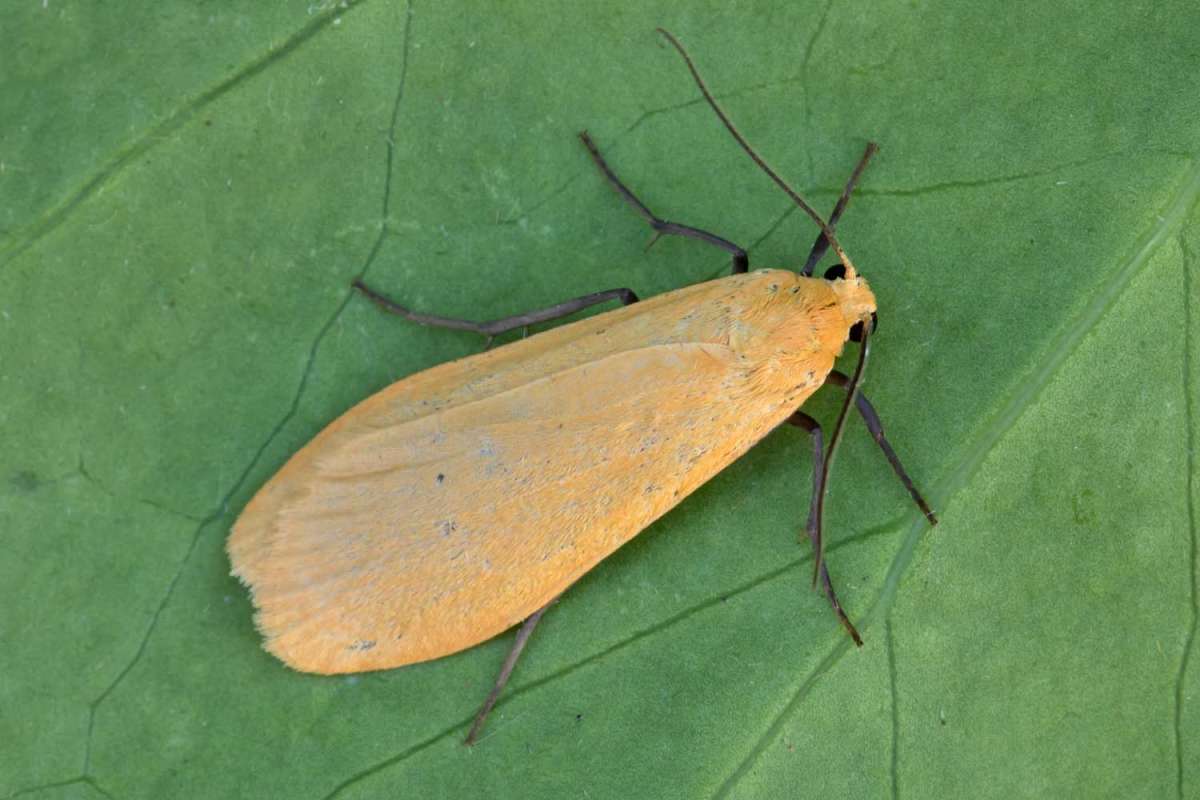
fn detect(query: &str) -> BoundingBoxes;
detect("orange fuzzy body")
[228,268,876,674]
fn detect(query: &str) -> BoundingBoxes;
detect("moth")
[229,29,936,744]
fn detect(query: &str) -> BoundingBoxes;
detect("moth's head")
[824,262,877,342]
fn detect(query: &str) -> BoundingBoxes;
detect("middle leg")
[579,131,749,274]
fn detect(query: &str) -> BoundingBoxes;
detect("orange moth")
[228,29,936,744]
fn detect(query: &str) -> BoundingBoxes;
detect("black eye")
[823,264,846,281]
[849,312,878,342]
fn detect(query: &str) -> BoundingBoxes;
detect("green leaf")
[3,1,1197,798]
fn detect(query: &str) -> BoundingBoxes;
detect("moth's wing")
[229,340,805,675]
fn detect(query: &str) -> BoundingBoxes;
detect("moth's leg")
[579,131,749,274]
[801,142,879,276]
[352,281,638,349]
[785,411,864,646]
[825,370,938,525]
[464,595,560,746]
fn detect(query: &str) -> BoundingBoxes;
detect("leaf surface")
[3,1,1198,798]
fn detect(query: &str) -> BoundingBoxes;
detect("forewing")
[231,341,800,674]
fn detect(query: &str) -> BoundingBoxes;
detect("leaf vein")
[322,521,901,798]
[888,617,901,800]
[1174,229,1199,800]
[0,0,369,269]
[80,0,414,780]
[854,149,1194,199]
[714,151,1200,795]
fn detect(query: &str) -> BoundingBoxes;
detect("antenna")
[656,28,858,277]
